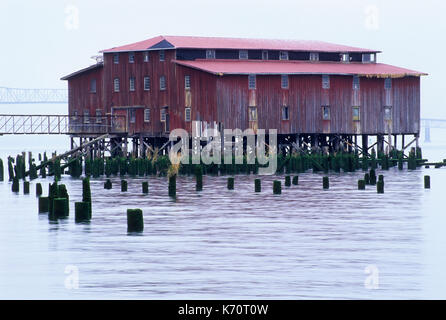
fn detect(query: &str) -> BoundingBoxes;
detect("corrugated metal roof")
[101,35,379,53]
[61,63,103,80]
[173,59,427,77]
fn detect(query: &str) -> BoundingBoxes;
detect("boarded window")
[143,52,149,62]
[129,52,135,63]
[160,76,166,91]
[129,77,135,91]
[206,49,216,59]
[160,108,166,122]
[340,53,349,62]
[185,75,191,89]
[384,106,392,120]
[322,106,330,120]
[282,106,289,120]
[95,109,102,123]
[239,50,248,59]
[353,75,360,90]
[281,75,289,89]
[248,74,256,89]
[129,109,136,123]
[159,50,165,61]
[262,50,268,60]
[113,78,120,92]
[90,79,96,93]
[144,76,150,91]
[309,52,319,61]
[322,75,330,89]
[279,51,289,60]
[352,106,360,121]
[144,108,150,122]
[249,107,258,121]
[113,53,119,64]
[384,78,392,89]
[83,110,90,124]
[185,107,191,122]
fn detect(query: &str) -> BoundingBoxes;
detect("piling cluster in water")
[0,146,439,234]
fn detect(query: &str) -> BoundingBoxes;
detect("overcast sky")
[0,0,444,118]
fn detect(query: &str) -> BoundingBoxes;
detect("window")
[352,106,360,121]
[322,106,330,120]
[160,108,166,122]
[144,108,150,122]
[362,53,375,63]
[83,110,90,124]
[249,107,258,121]
[206,49,216,59]
[113,53,119,64]
[185,75,191,89]
[96,109,102,123]
[281,75,289,89]
[129,109,136,123]
[248,74,256,89]
[113,78,120,92]
[322,75,330,89]
[129,77,135,91]
[309,52,319,61]
[384,78,392,89]
[129,52,135,63]
[340,53,349,63]
[185,107,191,122]
[282,106,289,120]
[143,52,149,62]
[239,50,248,59]
[159,50,165,61]
[262,50,268,60]
[384,106,392,120]
[160,76,166,91]
[90,79,96,93]
[144,76,150,91]
[353,75,360,90]
[279,51,289,60]
[72,110,78,120]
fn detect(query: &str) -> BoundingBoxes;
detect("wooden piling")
[104,179,112,189]
[75,202,91,222]
[121,180,128,192]
[369,169,377,185]
[424,175,430,189]
[377,180,384,193]
[127,209,144,232]
[285,176,291,187]
[36,183,42,197]
[358,180,366,190]
[292,176,299,185]
[53,198,69,218]
[323,176,329,189]
[142,181,149,194]
[168,175,176,197]
[38,197,49,213]
[273,180,281,194]
[23,181,30,194]
[227,177,234,190]
[12,177,19,193]
[254,178,261,192]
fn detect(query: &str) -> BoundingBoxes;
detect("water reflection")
[1,150,446,299]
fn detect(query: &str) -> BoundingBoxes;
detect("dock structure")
[1,35,427,160]
[58,35,426,157]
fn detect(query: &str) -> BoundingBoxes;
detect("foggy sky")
[0,0,444,118]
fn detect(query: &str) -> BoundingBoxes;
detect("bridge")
[0,87,67,104]
[421,118,446,142]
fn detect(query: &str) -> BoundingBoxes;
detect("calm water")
[0,133,446,299]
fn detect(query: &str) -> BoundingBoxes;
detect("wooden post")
[127,209,144,232]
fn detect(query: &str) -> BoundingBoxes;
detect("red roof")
[101,35,379,53]
[173,59,427,77]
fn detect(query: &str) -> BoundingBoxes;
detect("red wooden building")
[61,35,426,155]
